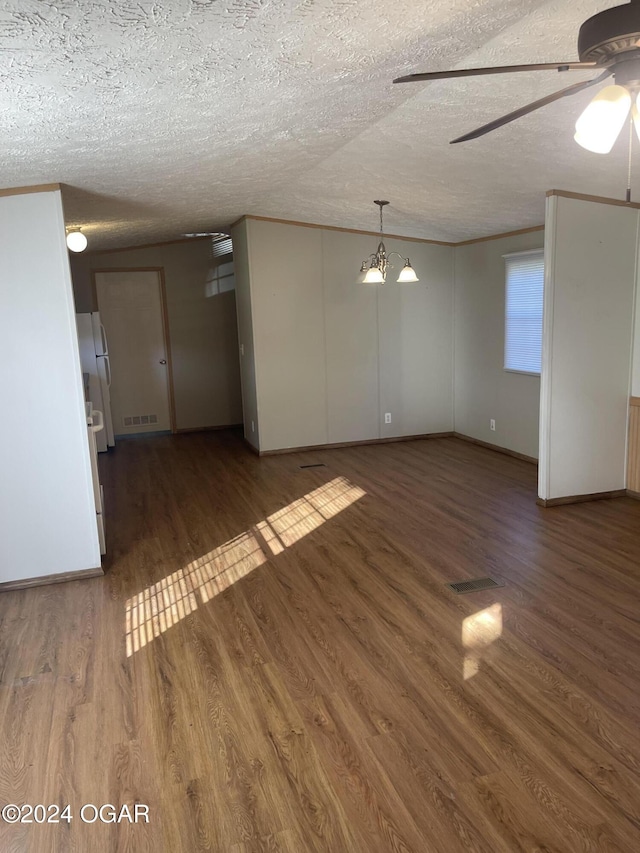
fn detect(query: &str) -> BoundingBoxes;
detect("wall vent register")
[124,414,158,427]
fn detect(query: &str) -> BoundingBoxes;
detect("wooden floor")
[1,432,640,852]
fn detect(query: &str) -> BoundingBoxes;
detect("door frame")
[91,266,177,433]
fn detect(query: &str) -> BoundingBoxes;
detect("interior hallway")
[0,431,639,851]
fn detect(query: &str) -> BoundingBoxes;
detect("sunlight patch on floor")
[267,477,366,547]
[126,569,197,657]
[185,530,268,604]
[462,603,502,680]
[125,476,365,656]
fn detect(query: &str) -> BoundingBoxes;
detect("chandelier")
[359,201,419,284]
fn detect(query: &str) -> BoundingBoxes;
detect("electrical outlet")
[490,419,496,431]
[251,420,255,432]
[240,343,245,356]
[384,412,392,424]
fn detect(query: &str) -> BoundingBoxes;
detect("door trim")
[91,266,177,433]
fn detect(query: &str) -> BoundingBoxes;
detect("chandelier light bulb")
[363,265,384,284]
[397,259,419,283]
[574,85,632,154]
[66,229,88,253]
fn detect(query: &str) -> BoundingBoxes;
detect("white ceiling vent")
[211,235,232,257]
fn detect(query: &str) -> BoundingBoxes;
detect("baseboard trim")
[0,566,104,593]
[114,430,171,440]
[537,489,627,507]
[243,436,261,456]
[625,489,640,500]
[176,423,243,434]
[453,433,538,465]
[258,432,455,457]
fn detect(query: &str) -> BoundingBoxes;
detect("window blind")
[504,249,544,375]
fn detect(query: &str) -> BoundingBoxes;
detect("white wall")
[0,189,101,583]
[539,195,638,500]
[454,230,544,459]
[71,239,242,431]
[247,220,328,450]
[377,234,454,439]
[322,230,379,443]
[235,218,454,452]
[231,220,260,449]
[631,264,640,398]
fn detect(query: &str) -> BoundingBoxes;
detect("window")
[504,249,544,375]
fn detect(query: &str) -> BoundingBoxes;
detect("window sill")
[504,368,541,377]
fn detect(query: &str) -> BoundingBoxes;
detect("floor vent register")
[447,577,504,595]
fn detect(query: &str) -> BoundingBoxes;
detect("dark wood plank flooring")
[1,431,640,851]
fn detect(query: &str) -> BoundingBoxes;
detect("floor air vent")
[299,463,327,469]
[447,577,504,595]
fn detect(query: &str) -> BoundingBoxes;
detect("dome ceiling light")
[66,228,88,253]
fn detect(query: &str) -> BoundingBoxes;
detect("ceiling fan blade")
[393,61,598,84]
[450,68,612,144]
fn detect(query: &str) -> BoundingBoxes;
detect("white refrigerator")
[76,312,115,452]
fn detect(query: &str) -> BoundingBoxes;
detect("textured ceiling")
[0,0,633,248]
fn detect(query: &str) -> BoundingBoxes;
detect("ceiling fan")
[394,0,640,151]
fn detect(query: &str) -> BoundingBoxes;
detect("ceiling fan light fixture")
[397,260,419,283]
[395,0,640,149]
[574,84,632,153]
[633,98,640,143]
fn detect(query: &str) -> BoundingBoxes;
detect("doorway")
[93,268,175,436]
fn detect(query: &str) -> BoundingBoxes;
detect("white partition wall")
[0,187,101,584]
[232,217,454,453]
[539,193,639,501]
[231,219,260,449]
[244,219,328,452]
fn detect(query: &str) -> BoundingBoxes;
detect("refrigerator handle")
[99,323,108,355]
[103,354,112,387]
[91,409,105,433]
